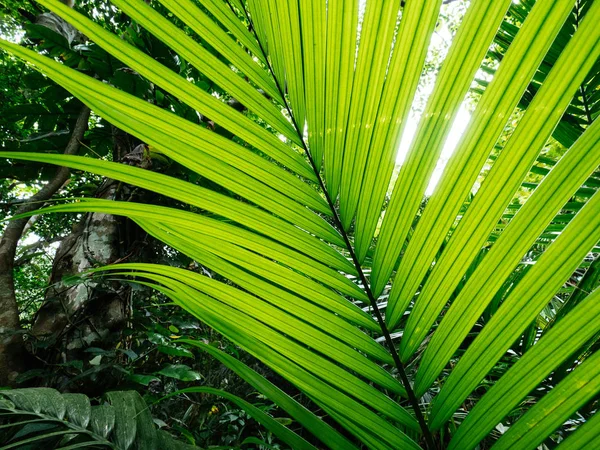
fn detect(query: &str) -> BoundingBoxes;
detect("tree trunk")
[31,180,127,358]
[0,105,90,386]
[30,128,146,379]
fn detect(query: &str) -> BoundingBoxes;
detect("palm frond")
[2,0,599,448]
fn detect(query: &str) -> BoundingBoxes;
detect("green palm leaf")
[416,116,600,397]
[398,1,600,363]
[179,340,359,450]
[447,287,600,449]
[558,408,600,449]
[384,0,577,329]
[2,0,599,448]
[491,348,600,449]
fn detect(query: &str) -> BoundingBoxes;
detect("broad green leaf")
[128,374,160,387]
[156,345,194,359]
[0,389,181,449]
[157,364,202,382]
[62,394,91,429]
[130,393,158,450]
[0,388,65,418]
[105,391,137,449]
[89,404,115,439]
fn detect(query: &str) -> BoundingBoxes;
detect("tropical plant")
[0,388,197,448]
[1,0,599,449]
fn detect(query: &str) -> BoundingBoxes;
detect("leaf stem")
[236,3,436,448]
